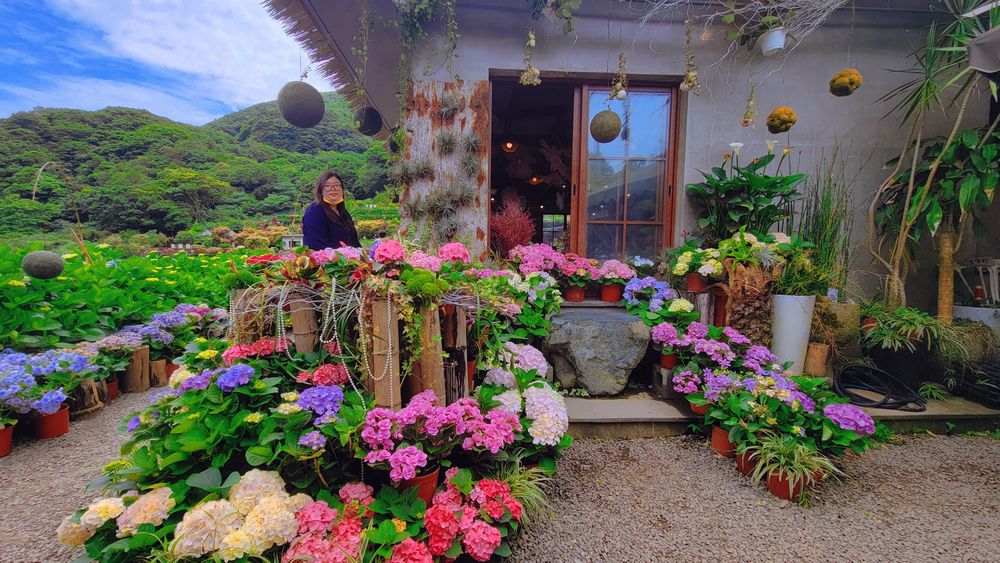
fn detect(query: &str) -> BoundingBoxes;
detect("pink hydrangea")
[282,533,339,563]
[505,342,549,377]
[483,367,516,388]
[462,520,502,562]
[438,242,471,263]
[295,501,338,535]
[310,248,338,265]
[361,408,396,452]
[389,538,433,563]
[334,246,363,261]
[424,504,460,556]
[373,239,406,263]
[388,446,428,482]
[302,363,349,386]
[338,482,375,518]
[508,244,565,275]
[598,259,636,282]
[461,408,521,454]
[407,251,442,273]
[470,479,522,521]
[651,323,680,346]
[330,516,363,560]
[431,487,464,512]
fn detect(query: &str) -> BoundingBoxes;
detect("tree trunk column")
[937,220,955,325]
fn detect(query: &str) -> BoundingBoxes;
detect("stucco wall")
[406,3,992,305]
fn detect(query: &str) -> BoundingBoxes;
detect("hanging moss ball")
[590,110,622,143]
[21,251,64,279]
[829,68,863,97]
[766,106,797,134]
[354,106,383,136]
[277,81,325,128]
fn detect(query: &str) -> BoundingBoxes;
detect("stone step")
[566,394,1000,438]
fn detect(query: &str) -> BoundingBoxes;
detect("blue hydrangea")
[296,386,344,416]
[215,364,254,392]
[32,388,67,415]
[150,311,189,329]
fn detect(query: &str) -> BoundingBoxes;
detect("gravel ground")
[0,389,153,562]
[511,434,1000,563]
[2,398,998,563]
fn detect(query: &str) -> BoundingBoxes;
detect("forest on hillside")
[0,93,390,240]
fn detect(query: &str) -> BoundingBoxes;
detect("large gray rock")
[543,309,651,396]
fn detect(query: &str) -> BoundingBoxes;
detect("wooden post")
[408,305,446,403]
[69,379,106,418]
[365,296,401,410]
[122,346,150,392]
[290,299,318,354]
[149,359,167,387]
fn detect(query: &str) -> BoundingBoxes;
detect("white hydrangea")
[484,367,516,388]
[228,470,286,515]
[494,389,523,414]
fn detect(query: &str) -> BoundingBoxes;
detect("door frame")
[571,82,681,259]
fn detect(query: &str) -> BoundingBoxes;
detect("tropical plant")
[747,433,843,504]
[686,152,805,244]
[860,301,968,360]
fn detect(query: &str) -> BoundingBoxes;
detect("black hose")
[834,364,927,412]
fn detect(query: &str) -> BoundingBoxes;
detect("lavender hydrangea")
[150,311,189,329]
[298,430,327,450]
[96,332,144,352]
[296,386,344,417]
[623,276,677,310]
[823,403,875,435]
[178,368,222,392]
[136,325,174,345]
[215,364,254,392]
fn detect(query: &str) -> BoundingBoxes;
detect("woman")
[302,171,361,250]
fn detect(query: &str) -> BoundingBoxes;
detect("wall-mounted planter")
[758,27,786,56]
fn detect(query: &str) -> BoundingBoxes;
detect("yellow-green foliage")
[829,68,862,97]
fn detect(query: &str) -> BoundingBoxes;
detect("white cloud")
[0,76,221,124]
[44,0,334,108]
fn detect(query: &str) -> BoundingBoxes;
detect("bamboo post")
[408,305,446,403]
[290,299,319,354]
[122,346,150,392]
[149,359,167,387]
[365,296,401,410]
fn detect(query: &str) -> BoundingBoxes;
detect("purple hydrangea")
[791,391,815,414]
[127,415,142,433]
[96,332,144,352]
[32,388,66,415]
[623,276,677,308]
[137,325,174,345]
[723,327,751,345]
[823,403,875,435]
[298,430,327,450]
[150,311,189,329]
[215,364,254,392]
[297,385,344,417]
[368,239,381,260]
[179,368,222,392]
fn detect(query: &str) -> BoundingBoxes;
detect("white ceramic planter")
[771,294,816,375]
[954,305,1000,339]
[758,27,786,56]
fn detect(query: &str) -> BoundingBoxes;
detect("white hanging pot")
[758,27,787,56]
[771,294,816,375]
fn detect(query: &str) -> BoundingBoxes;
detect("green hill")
[0,94,389,239]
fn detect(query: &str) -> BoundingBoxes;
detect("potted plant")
[597,259,636,302]
[557,253,597,302]
[94,331,144,401]
[771,236,830,375]
[0,404,15,457]
[748,433,842,503]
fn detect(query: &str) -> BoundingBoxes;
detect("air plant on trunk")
[413,159,435,181]
[436,130,457,155]
[460,153,481,177]
[462,132,482,154]
[438,92,464,121]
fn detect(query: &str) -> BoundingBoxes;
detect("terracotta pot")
[861,317,878,333]
[166,362,180,378]
[767,470,807,501]
[564,286,585,302]
[712,287,729,325]
[400,466,440,507]
[689,401,709,416]
[659,353,678,369]
[467,360,477,390]
[600,283,623,303]
[35,405,70,439]
[441,304,455,317]
[106,378,119,401]
[0,425,12,458]
[736,451,757,476]
[686,272,708,293]
[711,426,735,457]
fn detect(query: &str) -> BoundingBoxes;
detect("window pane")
[626,224,661,260]
[587,160,624,221]
[542,214,569,250]
[626,160,662,221]
[586,223,622,261]
[628,92,670,158]
[587,91,626,157]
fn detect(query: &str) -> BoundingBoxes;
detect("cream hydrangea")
[57,516,97,547]
[668,298,694,313]
[117,487,175,537]
[171,500,243,558]
[80,497,126,528]
[523,383,569,446]
[232,496,300,556]
[228,470,287,515]
[168,366,195,388]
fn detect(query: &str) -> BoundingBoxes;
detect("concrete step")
[566,394,1000,438]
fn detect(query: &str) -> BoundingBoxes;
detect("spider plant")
[747,433,843,505]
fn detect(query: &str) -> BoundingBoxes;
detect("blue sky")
[0,0,333,125]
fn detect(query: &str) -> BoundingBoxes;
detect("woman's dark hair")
[314,171,359,244]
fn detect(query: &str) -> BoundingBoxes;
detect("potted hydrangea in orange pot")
[597,259,637,303]
[557,253,597,302]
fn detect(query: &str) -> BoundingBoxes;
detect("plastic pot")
[766,470,807,501]
[35,405,70,439]
[0,425,12,457]
[686,272,708,293]
[771,294,816,376]
[689,401,709,416]
[758,27,786,56]
[564,286,585,302]
[736,451,757,476]
[600,283,624,303]
[660,353,678,369]
[106,378,119,401]
[400,466,441,507]
[711,426,735,457]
